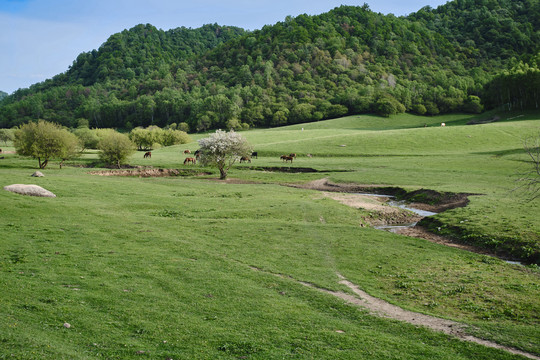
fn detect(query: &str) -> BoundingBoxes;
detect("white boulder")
[4,184,56,198]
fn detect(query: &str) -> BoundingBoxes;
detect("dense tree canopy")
[0,0,538,131]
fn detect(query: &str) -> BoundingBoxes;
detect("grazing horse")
[143,151,151,158]
[281,155,294,163]
[251,151,258,159]
[184,157,196,165]
[289,153,297,158]
[306,153,313,158]
[239,156,251,163]
[194,149,201,159]
[441,123,446,127]
[184,149,191,154]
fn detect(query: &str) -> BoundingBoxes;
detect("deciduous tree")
[197,129,252,180]
[0,128,14,145]
[14,120,79,169]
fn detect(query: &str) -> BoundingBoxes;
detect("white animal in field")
[441,123,446,127]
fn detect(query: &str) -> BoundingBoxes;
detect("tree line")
[0,0,538,131]
[13,120,191,169]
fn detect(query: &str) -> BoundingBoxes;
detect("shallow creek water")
[361,193,525,266]
[355,193,437,233]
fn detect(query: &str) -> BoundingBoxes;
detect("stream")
[355,193,438,233]
[375,200,438,232]
[362,193,525,266]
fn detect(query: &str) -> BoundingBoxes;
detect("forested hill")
[0,91,7,101]
[65,23,247,87]
[0,0,538,131]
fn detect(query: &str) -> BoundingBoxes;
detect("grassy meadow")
[0,111,539,359]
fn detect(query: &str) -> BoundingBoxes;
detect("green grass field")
[1,111,539,359]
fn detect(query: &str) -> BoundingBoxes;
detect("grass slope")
[0,111,539,359]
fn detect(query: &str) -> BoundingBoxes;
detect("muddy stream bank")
[288,178,509,259]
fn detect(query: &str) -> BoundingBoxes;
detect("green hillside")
[0,0,538,130]
[1,112,539,358]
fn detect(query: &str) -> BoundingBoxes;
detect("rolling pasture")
[0,112,539,359]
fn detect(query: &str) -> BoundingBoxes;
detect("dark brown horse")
[184,157,196,165]
[289,153,297,158]
[280,155,293,163]
[143,151,151,158]
[239,156,251,163]
[183,149,191,154]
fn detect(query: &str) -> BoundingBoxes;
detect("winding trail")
[302,273,540,360]
[252,265,539,359]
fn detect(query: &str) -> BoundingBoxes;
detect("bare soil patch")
[291,178,495,253]
[292,178,472,213]
[318,191,422,226]
[239,166,352,173]
[89,168,211,177]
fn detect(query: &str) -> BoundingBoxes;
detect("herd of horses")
[280,153,296,163]
[143,149,304,165]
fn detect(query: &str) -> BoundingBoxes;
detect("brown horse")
[289,153,297,158]
[184,149,191,154]
[184,157,196,165]
[281,155,294,163]
[239,156,251,163]
[143,151,151,158]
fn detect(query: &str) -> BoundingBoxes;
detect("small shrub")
[98,132,136,168]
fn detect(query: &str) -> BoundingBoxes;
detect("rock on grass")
[4,184,56,197]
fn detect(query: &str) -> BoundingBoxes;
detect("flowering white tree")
[197,130,252,180]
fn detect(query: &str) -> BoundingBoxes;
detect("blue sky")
[0,0,449,94]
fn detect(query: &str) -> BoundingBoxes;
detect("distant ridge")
[1,0,538,130]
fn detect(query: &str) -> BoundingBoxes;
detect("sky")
[0,0,449,94]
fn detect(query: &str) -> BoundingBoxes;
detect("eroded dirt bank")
[89,168,211,177]
[290,178,471,213]
[289,178,495,254]
[316,191,423,227]
[291,179,539,263]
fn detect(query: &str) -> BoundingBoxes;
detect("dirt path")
[250,264,539,359]
[282,179,540,357]
[307,273,540,359]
